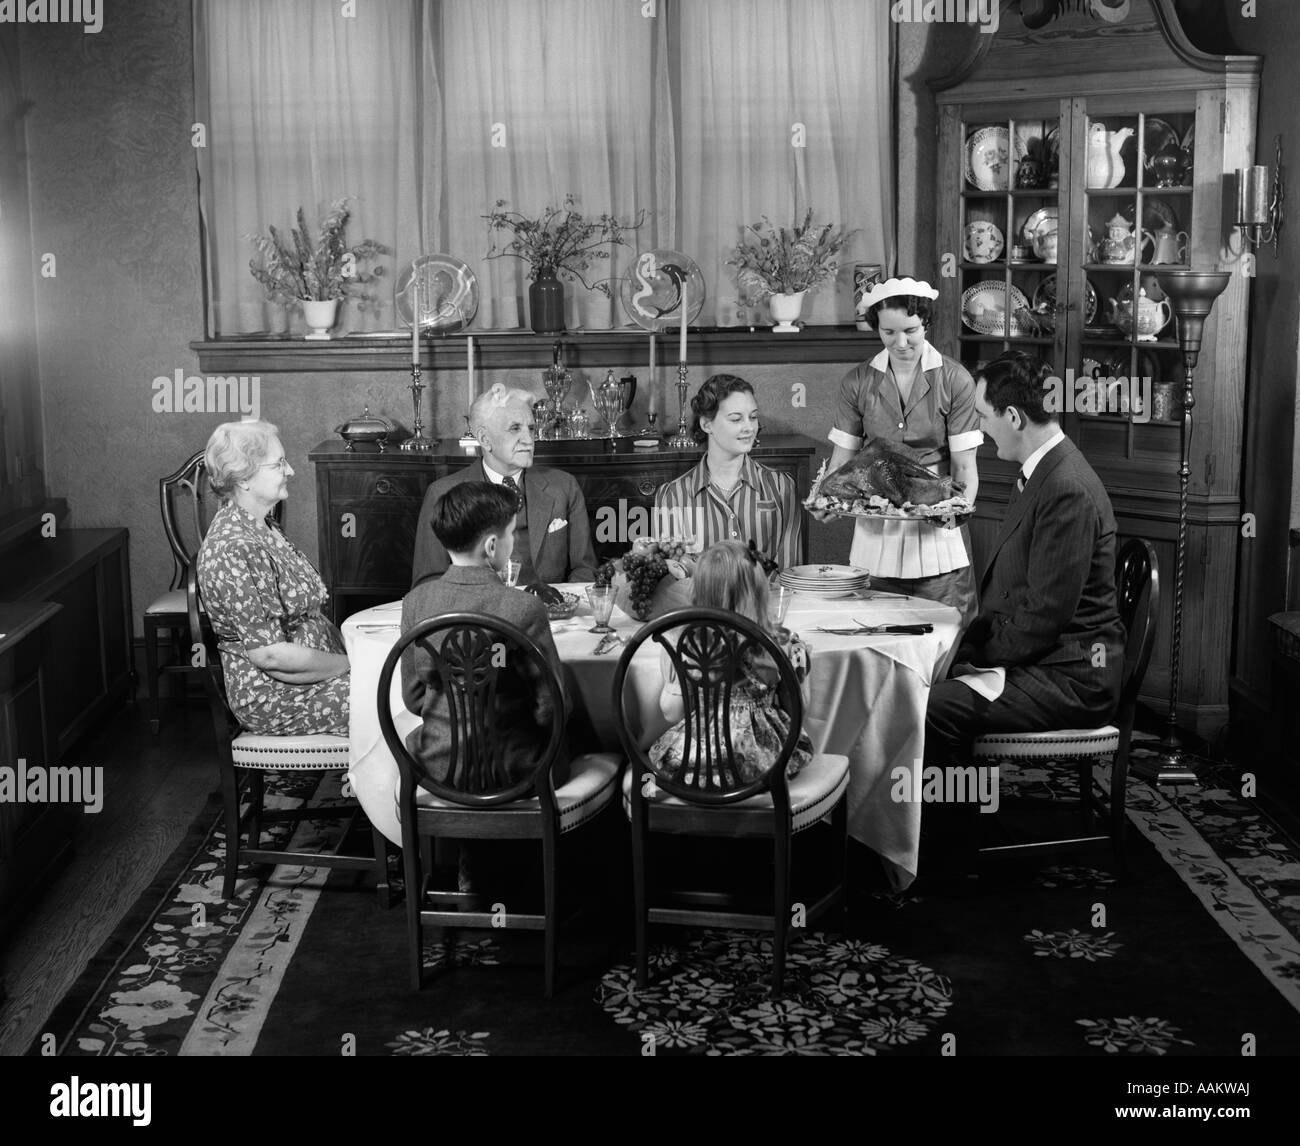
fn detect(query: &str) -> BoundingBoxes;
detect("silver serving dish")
[335,406,393,451]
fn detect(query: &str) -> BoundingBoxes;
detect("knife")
[813,623,933,636]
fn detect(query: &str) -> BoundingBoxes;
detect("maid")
[819,276,982,625]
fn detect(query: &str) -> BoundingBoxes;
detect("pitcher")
[1086,123,1134,189]
[1145,227,1189,266]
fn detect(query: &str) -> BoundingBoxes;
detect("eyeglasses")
[258,458,291,473]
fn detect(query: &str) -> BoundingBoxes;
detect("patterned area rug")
[33,740,1300,1056]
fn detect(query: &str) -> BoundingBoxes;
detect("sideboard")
[310,436,817,622]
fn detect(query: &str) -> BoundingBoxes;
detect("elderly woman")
[821,277,983,625]
[653,374,803,568]
[196,420,350,736]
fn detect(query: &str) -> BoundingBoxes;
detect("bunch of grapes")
[593,561,618,589]
[620,551,669,620]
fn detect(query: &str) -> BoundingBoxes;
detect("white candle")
[411,275,420,366]
[678,280,688,363]
[648,334,657,415]
[466,335,475,411]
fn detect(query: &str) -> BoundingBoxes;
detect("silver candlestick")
[400,362,432,451]
[669,362,694,449]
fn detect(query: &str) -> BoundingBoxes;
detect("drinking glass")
[586,585,616,633]
[767,586,795,626]
[498,558,522,587]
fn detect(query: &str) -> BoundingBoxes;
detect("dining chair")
[971,537,1160,878]
[613,608,850,997]
[187,563,393,904]
[377,614,623,997]
[145,450,283,733]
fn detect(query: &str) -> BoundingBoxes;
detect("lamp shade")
[1158,270,1231,362]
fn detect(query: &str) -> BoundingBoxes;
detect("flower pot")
[302,298,340,340]
[529,270,566,334]
[769,290,807,333]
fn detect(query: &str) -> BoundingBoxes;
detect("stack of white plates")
[779,564,871,599]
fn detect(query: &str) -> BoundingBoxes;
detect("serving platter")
[803,490,976,522]
[395,254,479,333]
[619,249,706,332]
[965,126,1010,191]
[1021,206,1059,246]
[1032,273,1099,329]
[961,281,1032,337]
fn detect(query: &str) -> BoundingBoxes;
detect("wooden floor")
[0,699,216,1056]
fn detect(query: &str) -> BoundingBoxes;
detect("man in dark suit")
[401,481,571,789]
[410,383,597,588]
[925,350,1124,765]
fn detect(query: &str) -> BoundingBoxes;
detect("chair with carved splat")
[613,608,850,997]
[377,613,623,996]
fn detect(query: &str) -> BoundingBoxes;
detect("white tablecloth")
[342,586,960,888]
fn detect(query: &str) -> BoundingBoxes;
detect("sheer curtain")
[196,0,424,334]
[677,0,893,325]
[197,0,891,334]
[435,0,671,330]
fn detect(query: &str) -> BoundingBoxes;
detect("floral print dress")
[196,501,349,736]
[649,627,813,785]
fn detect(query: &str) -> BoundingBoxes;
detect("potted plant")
[247,198,390,339]
[484,194,643,333]
[727,210,857,332]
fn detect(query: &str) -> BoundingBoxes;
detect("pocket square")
[547,517,568,534]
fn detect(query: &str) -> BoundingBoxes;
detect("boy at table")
[401,481,572,797]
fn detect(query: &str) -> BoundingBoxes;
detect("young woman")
[653,374,803,568]
[649,540,813,785]
[820,276,983,626]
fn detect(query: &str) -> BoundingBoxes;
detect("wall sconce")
[1236,135,1284,255]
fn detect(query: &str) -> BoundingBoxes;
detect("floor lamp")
[1135,269,1231,784]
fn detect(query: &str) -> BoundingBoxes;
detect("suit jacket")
[401,565,572,787]
[410,461,598,588]
[962,437,1124,723]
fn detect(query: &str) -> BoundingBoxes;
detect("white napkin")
[951,661,1006,701]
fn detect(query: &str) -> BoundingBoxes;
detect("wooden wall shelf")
[191,326,880,374]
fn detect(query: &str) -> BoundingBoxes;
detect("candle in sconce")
[648,334,657,415]
[411,275,420,366]
[466,335,476,410]
[678,280,688,363]
[1245,164,1270,226]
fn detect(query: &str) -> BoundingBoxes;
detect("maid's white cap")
[856,276,939,315]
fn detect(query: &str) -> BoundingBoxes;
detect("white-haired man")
[411,383,598,587]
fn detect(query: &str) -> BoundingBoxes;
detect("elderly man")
[410,383,598,587]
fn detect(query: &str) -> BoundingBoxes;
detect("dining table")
[342,584,961,889]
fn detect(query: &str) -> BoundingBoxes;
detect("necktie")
[502,474,522,512]
[1016,470,1027,493]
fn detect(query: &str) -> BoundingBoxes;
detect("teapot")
[1108,285,1172,342]
[1144,226,1190,266]
[1086,122,1134,189]
[1099,213,1138,264]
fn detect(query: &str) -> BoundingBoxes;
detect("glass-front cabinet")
[931,0,1260,739]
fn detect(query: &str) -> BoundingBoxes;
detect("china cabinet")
[931,0,1260,737]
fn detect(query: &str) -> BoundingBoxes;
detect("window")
[197,0,893,335]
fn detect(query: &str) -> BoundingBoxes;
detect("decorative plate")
[1021,206,1059,246]
[964,220,1005,263]
[1031,273,1099,330]
[1181,123,1194,164]
[619,249,706,331]
[1143,117,1180,170]
[961,281,1033,337]
[965,126,1010,191]
[396,255,479,333]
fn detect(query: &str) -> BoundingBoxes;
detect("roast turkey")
[819,438,955,507]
